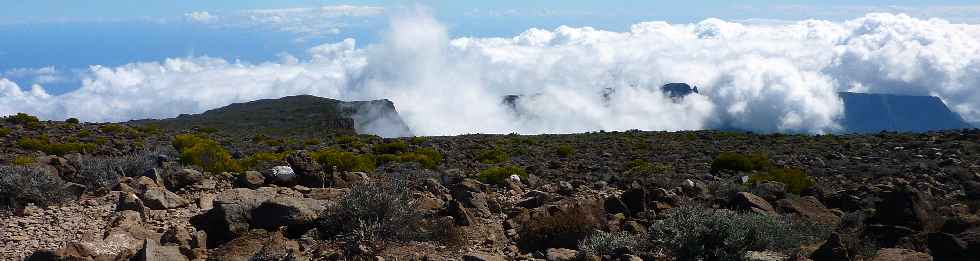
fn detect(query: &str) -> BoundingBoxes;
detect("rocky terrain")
[2,110,980,260]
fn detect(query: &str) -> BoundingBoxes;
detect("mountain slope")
[130,95,412,138]
[839,92,972,133]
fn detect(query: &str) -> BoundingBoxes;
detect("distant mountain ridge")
[130,95,413,138]
[838,92,973,133]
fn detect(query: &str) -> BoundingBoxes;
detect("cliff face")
[131,95,413,138]
[839,92,973,133]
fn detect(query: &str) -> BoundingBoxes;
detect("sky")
[2,1,980,134]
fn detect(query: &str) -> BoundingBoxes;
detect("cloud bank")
[3,12,980,135]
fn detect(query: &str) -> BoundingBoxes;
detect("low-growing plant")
[239,151,288,170]
[710,152,770,173]
[12,155,35,166]
[4,112,39,125]
[0,127,11,137]
[478,165,528,186]
[98,124,137,135]
[410,136,430,145]
[373,140,409,154]
[74,156,125,194]
[303,138,321,146]
[625,159,673,175]
[578,231,648,257]
[556,144,575,157]
[173,134,239,173]
[0,165,73,208]
[519,201,606,251]
[477,147,509,164]
[311,149,376,173]
[649,205,831,260]
[396,147,442,169]
[749,167,815,194]
[317,176,448,243]
[17,137,96,156]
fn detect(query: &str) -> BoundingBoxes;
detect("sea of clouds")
[2,10,979,136]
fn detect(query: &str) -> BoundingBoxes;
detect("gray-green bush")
[317,175,453,243]
[578,230,648,257]
[649,205,830,261]
[0,166,73,208]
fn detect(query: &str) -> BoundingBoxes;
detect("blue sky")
[2,0,980,94]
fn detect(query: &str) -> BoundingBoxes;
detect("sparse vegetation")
[749,167,815,194]
[649,205,830,260]
[17,136,96,156]
[0,127,11,137]
[12,155,35,166]
[519,202,605,251]
[578,231,648,257]
[373,140,409,154]
[625,159,673,175]
[0,165,73,208]
[477,147,509,164]
[4,112,39,126]
[478,165,528,186]
[317,176,445,243]
[172,134,239,173]
[311,149,376,173]
[710,152,770,173]
[556,144,574,157]
[239,151,288,170]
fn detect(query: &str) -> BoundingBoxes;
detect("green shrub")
[12,155,35,166]
[650,205,830,260]
[65,118,80,124]
[556,144,574,157]
[410,136,430,145]
[0,127,11,137]
[710,152,770,173]
[477,147,509,164]
[311,149,376,173]
[17,137,96,156]
[239,151,288,170]
[4,112,39,125]
[172,134,239,173]
[479,165,528,186]
[198,127,219,134]
[0,166,73,208]
[303,138,321,146]
[578,231,648,257]
[98,124,136,135]
[373,140,409,154]
[749,167,815,194]
[133,124,159,134]
[397,147,443,169]
[625,159,673,175]
[76,129,93,138]
[374,147,443,169]
[335,135,358,144]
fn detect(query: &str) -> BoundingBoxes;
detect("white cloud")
[184,11,218,24]
[2,67,67,85]
[2,12,979,135]
[183,5,385,41]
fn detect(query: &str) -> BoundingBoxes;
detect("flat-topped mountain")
[839,92,973,133]
[130,95,412,138]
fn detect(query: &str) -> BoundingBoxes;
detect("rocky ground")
[2,118,980,260]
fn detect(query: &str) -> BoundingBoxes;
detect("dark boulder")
[811,233,851,261]
[928,232,968,261]
[870,189,933,230]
